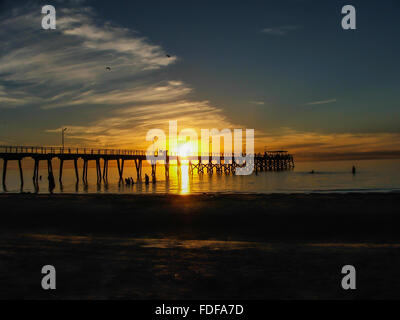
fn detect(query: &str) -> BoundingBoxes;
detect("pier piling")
[117,159,124,182]
[103,160,108,182]
[18,159,23,187]
[96,159,101,183]
[2,159,7,188]
[59,159,64,183]
[74,158,79,183]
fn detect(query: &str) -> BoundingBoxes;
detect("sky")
[0,0,399,160]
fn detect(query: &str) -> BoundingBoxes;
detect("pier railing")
[0,145,147,156]
[0,145,291,159]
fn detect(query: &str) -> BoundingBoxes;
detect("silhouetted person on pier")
[130,177,134,185]
[39,175,42,181]
[145,174,150,185]
[310,170,315,174]
[352,166,356,175]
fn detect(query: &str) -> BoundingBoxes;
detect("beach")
[0,193,400,299]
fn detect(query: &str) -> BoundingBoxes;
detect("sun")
[178,143,192,158]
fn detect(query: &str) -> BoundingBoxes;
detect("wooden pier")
[0,146,294,189]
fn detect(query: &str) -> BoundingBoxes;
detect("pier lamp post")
[62,128,67,149]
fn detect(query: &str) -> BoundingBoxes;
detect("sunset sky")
[0,0,399,160]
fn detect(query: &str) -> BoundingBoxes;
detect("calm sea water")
[1,159,399,194]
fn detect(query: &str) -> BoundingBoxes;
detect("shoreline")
[2,189,400,195]
[1,192,400,299]
[0,192,399,242]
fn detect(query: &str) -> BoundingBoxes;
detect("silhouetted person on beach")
[145,174,150,185]
[310,170,315,174]
[352,166,356,175]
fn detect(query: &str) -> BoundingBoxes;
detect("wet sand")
[0,193,399,299]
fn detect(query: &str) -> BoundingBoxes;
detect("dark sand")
[0,193,399,299]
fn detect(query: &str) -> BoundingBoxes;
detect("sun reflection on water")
[178,164,190,195]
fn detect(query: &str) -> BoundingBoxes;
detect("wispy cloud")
[306,99,337,106]
[261,25,300,36]
[249,101,265,105]
[0,4,240,148]
[0,6,178,109]
[256,129,400,160]
[46,100,234,147]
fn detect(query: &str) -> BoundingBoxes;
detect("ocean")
[1,158,399,194]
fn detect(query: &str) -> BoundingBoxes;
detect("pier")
[0,146,294,189]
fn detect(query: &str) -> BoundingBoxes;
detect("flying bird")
[166,54,171,58]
